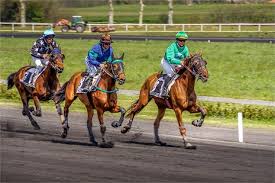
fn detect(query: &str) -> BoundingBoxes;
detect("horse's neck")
[99,72,115,90]
[42,66,58,84]
[178,70,195,93]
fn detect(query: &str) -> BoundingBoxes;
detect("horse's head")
[104,53,126,85]
[49,48,65,73]
[186,53,208,82]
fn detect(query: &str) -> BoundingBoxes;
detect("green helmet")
[176,31,188,40]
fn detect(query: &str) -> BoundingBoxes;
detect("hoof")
[155,141,167,146]
[90,141,98,146]
[29,106,34,112]
[192,119,203,127]
[121,126,130,134]
[184,143,197,150]
[22,110,27,116]
[33,124,41,130]
[99,141,114,148]
[61,131,67,139]
[32,110,42,117]
[111,121,121,128]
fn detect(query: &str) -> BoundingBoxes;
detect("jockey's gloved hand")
[99,64,105,69]
[42,54,49,59]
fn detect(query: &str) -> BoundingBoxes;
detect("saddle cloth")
[76,73,101,94]
[20,67,46,87]
[150,74,179,98]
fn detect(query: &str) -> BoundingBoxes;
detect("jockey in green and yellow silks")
[160,31,190,98]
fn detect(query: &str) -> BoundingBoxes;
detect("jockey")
[160,31,190,98]
[28,28,59,87]
[78,33,114,93]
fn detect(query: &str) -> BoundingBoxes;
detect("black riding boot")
[79,76,93,93]
[161,74,176,98]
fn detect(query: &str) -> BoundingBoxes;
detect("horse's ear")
[120,52,125,60]
[190,53,193,58]
[199,50,203,56]
[62,54,65,60]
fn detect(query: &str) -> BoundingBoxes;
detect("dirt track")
[1,106,274,182]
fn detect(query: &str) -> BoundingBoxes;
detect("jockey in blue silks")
[78,33,114,93]
[27,28,60,87]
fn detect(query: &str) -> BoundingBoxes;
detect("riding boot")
[27,67,42,88]
[161,74,177,98]
[79,76,93,93]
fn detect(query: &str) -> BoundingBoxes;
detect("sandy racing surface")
[1,106,274,182]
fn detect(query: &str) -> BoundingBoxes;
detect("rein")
[95,60,123,94]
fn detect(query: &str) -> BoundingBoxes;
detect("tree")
[186,0,193,6]
[167,0,173,24]
[139,0,144,25]
[19,0,26,27]
[108,0,114,24]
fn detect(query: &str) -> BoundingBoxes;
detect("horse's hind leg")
[174,107,196,149]
[60,97,75,138]
[110,106,126,128]
[19,91,40,130]
[154,107,166,146]
[188,105,207,127]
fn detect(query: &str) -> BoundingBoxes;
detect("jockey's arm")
[165,45,181,65]
[87,49,101,66]
[30,40,44,59]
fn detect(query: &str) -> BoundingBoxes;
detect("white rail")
[0,22,274,32]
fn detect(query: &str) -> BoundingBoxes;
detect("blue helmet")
[43,28,55,38]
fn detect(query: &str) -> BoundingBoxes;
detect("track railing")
[0,22,274,33]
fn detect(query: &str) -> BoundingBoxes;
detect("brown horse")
[121,53,208,149]
[7,48,65,130]
[53,54,126,147]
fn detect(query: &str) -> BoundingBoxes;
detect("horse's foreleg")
[174,107,196,149]
[110,106,126,128]
[32,95,42,117]
[96,109,106,143]
[61,98,74,138]
[154,107,166,146]
[55,103,64,126]
[86,106,97,145]
[188,105,207,127]
[19,92,40,130]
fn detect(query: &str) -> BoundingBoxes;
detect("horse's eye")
[113,65,118,70]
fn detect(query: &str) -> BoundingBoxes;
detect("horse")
[7,48,65,130]
[53,54,126,147]
[121,53,208,149]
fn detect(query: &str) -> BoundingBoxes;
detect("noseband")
[183,55,207,80]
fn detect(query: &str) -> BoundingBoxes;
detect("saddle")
[150,73,179,99]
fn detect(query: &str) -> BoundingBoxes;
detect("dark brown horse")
[7,48,65,130]
[54,54,126,147]
[121,53,208,149]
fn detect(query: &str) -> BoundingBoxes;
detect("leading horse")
[54,54,126,147]
[7,48,65,130]
[121,53,208,149]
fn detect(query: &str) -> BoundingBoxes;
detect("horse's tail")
[53,81,69,104]
[125,78,153,118]
[7,72,17,90]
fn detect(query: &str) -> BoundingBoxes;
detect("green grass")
[1,93,274,130]
[1,37,275,101]
[59,3,275,23]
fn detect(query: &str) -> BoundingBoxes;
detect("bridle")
[181,55,207,81]
[101,60,124,82]
[48,54,64,73]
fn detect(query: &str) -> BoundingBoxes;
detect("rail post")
[238,112,244,143]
